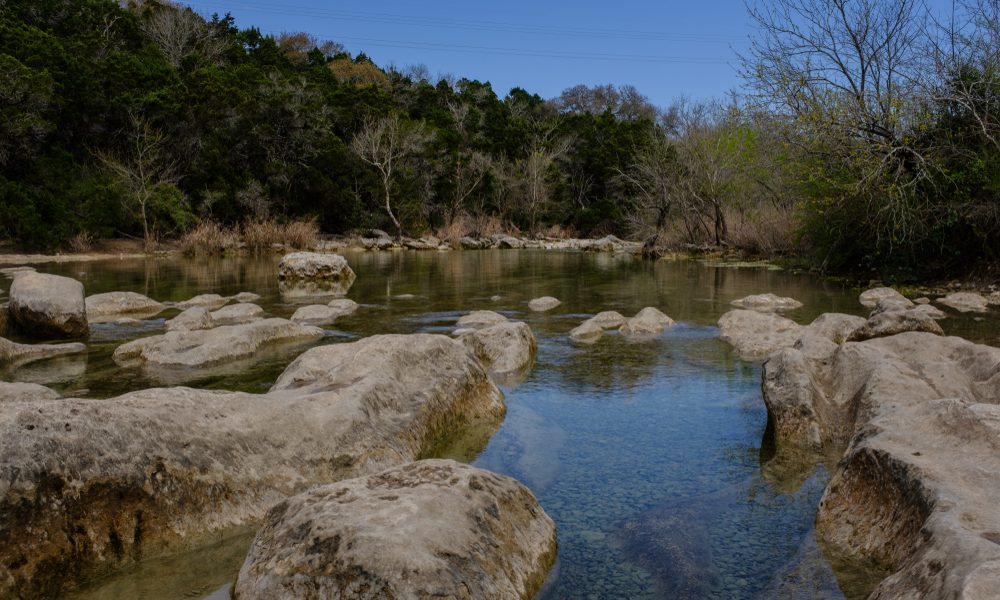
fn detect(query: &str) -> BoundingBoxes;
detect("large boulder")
[234,460,556,600]
[937,291,989,313]
[277,252,356,285]
[762,331,1000,598]
[718,310,866,360]
[290,304,344,326]
[846,307,945,342]
[0,334,505,597]
[114,318,323,370]
[455,321,536,380]
[0,336,86,367]
[164,306,215,332]
[729,293,803,312]
[8,273,88,338]
[85,292,164,323]
[620,307,675,337]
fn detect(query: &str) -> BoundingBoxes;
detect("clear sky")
[181,0,954,108]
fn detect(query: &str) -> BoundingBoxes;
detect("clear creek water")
[3,250,997,599]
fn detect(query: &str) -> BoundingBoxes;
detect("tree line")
[2,0,999,278]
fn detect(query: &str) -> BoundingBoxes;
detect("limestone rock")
[164,306,214,332]
[455,321,536,379]
[234,460,556,600]
[0,334,504,597]
[0,266,36,280]
[176,293,229,310]
[210,303,264,326]
[0,381,60,403]
[590,311,626,329]
[717,310,866,360]
[326,298,359,317]
[9,273,88,338]
[937,291,989,313]
[620,307,675,337]
[290,304,343,326]
[761,332,1000,599]
[233,292,261,303]
[114,318,324,369]
[85,292,164,323]
[869,295,915,315]
[528,296,561,312]
[847,308,945,342]
[859,286,908,309]
[569,319,604,344]
[730,293,803,312]
[0,336,86,367]
[277,252,356,286]
[456,310,508,329]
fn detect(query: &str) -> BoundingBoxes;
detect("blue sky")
[181,0,953,108]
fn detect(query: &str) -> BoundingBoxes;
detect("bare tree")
[617,127,683,255]
[350,113,432,239]
[513,128,572,231]
[139,1,227,68]
[97,112,180,250]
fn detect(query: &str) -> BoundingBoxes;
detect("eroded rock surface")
[456,310,508,329]
[164,306,214,332]
[0,334,505,597]
[114,318,323,369]
[0,381,60,402]
[859,287,908,309]
[730,293,803,312]
[455,321,536,380]
[569,319,605,344]
[277,252,356,285]
[590,311,626,329]
[762,331,1000,599]
[176,293,228,310]
[234,460,555,600]
[210,303,264,326]
[85,292,164,323]
[8,273,88,338]
[718,310,865,360]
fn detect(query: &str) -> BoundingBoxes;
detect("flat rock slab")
[176,293,229,310]
[937,291,989,313]
[0,336,86,367]
[730,293,803,312]
[165,307,215,332]
[528,296,561,312]
[0,334,505,597]
[9,273,88,338]
[234,460,556,600]
[0,381,60,403]
[114,318,323,369]
[290,304,344,326]
[85,292,164,323]
[210,303,264,327]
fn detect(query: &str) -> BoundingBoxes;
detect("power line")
[183,0,748,44]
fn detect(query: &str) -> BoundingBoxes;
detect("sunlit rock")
[456,310,508,329]
[569,319,604,344]
[9,272,88,338]
[234,460,556,600]
[730,293,804,312]
[210,303,264,326]
[85,291,165,323]
[620,307,674,337]
[277,252,356,287]
[176,293,229,310]
[0,336,85,367]
[0,381,60,402]
[165,306,214,332]
[937,291,989,313]
[528,296,561,312]
[455,321,536,381]
[859,286,908,309]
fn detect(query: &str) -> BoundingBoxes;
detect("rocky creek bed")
[2,250,999,599]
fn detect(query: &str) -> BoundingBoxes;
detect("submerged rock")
[176,293,229,310]
[0,336,86,367]
[0,333,505,597]
[528,296,561,312]
[937,291,989,313]
[620,307,675,337]
[730,293,803,312]
[859,286,908,309]
[114,318,323,369]
[234,460,556,600]
[233,291,261,303]
[277,252,356,285]
[455,321,536,379]
[8,272,88,338]
[85,291,164,323]
[762,331,1000,598]
[290,304,343,326]
[0,381,61,403]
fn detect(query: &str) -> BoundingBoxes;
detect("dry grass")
[436,213,518,245]
[648,206,798,256]
[540,224,577,239]
[179,221,240,256]
[242,218,318,252]
[67,232,94,253]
